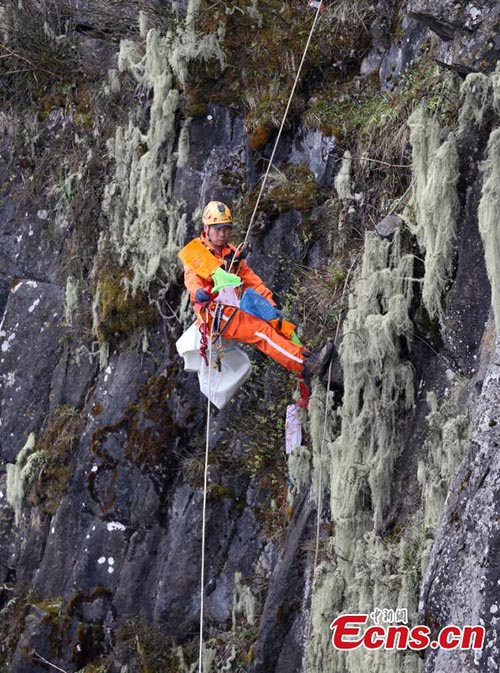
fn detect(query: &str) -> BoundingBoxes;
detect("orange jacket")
[183,232,276,307]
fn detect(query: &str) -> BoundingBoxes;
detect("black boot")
[301,341,335,389]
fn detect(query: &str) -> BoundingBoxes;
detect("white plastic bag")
[215,286,240,307]
[176,322,203,372]
[198,347,252,409]
[285,404,302,454]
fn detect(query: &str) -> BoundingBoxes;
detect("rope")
[198,320,214,673]
[197,5,324,670]
[240,0,324,252]
[312,358,332,560]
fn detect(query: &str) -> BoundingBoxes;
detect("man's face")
[205,223,233,249]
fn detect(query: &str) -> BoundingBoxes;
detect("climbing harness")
[197,2,325,669]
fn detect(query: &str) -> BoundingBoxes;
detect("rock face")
[421,328,500,673]
[0,280,66,462]
[1,1,500,672]
[408,0,500,71]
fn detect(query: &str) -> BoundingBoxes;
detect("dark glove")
[224,245,250,266]
[195,288,211,304]
[275,308,285,320]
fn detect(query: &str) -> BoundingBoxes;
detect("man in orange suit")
[183,201,333,385]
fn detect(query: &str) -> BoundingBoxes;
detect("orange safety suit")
[183,233,305,374]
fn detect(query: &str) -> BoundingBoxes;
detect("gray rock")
[290,128,337,186]
[172,104,251,239]
[0,280,66,462]
[249,492,315,673]
[420,332,500,673]
[380,14,431,89]
[375,214,404,238]
[77,36,118,73]
[408,0,500,72]
[361,0,393,75]
[49,338,99,415]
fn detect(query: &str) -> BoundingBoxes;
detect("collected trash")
[176,323,252,409]
[285,404,302,454]
[198,347,252,409]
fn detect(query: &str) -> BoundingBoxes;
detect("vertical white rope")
[241,1,323,250]
[197,4,324,669]
[198,326,214,673]
[312,358,332,572]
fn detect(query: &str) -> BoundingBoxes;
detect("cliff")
[0,1,499,672]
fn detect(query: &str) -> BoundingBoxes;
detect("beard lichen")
[417,388,470,572]
[458,72,494,133]
[478,128,500,333]
[306,230,418,673]
[6,432,42,526]
[334,150,354,202]
[94,2,225,354]
[406,105,460,320]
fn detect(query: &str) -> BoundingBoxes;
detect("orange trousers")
[206,307,305,374]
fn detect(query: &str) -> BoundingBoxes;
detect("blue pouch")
[240,288,278,322]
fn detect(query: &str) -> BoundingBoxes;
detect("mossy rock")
[190,0,375,134]
[26,405,81,516]
[260,163,318,214]
[95,262,160,343]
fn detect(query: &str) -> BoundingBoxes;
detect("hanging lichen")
[232,571,256,627]
[95,2,225,355]
[177,117,192,168]
[6,433,44,526]
[307,230,417,673]
[287,445,312,504]
[102,0,225,292]
[334,150,354,202]
[406,105,460,320]
[64,275,78,326]
[333,231,414,530]
[458,72,493,133]
[417,388,470,571]
[478,128,500,332]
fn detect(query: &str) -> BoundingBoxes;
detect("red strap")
[297,378,310,408]
[199,316,209,367]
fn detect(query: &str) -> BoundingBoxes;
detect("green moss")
[25,405,81,517]
[302,74,383,139]
[207,483,235,500]
[0,591,33,669]
[93,261,160,343]
[240,163,318,217]
[191,0,375,136]
[112,620,187,673]
[34,595,104,671]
